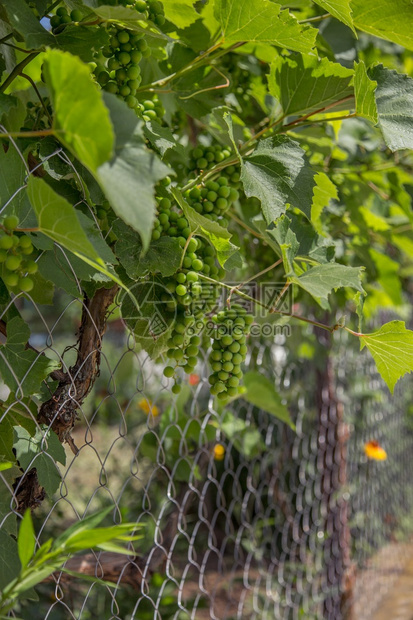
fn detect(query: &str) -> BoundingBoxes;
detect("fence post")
[315,328,355,620]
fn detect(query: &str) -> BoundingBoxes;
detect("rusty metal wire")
[0,145,412,620]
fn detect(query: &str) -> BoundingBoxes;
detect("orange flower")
[364,440,387,461]
[138,398,160,417]
[189,373,200,386]
[213,444,225,461]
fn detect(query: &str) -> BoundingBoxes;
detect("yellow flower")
[138,398,160,417]
[213,444,225,461]
[364,440,387,461]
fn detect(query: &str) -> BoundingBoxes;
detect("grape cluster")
[221,53,267,120]
[97,27,148,109]
[189,144,232,173]
[208,304,253,401]
[0,217,37,293]
[50,7,83,34]
[184,177,239,225]
[137,95,165,122]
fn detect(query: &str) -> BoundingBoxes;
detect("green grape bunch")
[208,304,253,401]
[0,216,38,293]
[50,7,83,34]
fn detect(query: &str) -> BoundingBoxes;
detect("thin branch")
[227,211,265,239]
[20,73,53,125]
[299,13,330,23]
[0,52,39,94]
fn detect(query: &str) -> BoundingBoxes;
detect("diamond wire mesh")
[0,144,412,620]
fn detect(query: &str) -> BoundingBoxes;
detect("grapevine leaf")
[214,0,317,53]
[97,93,171,251]
[0,316,60,398]
[0,531,21,591]
[353,61,377,124]
[13,426,65,496]
[360,321,413,393]
[311,172,338,231]
[312,0,354,31]
[143,120,186,159]
[18,511,36,569]
[293,263,364,299]
[43,49,114,173]
[0,93,18,120]
[54,25,109,63]
[243,372,295,429]
[369,65,413,152]
[172,188,240,266]
[0,145,26,212]
[113,219,182,278]
[162,0,200,29]
[268,54,354,118]
[27,177,120,285]
[0,0,54,48]
[241,136,316,222]
[352,0,413,50]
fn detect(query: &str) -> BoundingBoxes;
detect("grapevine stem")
[44,0,63,16]
[227,211,264,239]
[227,259,283,304]
[299,13,330,23]
[0,129,55,138]
[21,73,53,125]
[197,273,337,333]
[0,52,39,94]
[179,231,196,270]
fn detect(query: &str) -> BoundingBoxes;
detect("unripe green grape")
[0,235,14,250]
[126,95,138,108]
[164,366,175,378]
[172,383,181,394]
[105,81,119,94]
[176,272,186,284]
[3,272,18,287]
[18,277,34,292]
[25,260,38,274]
[191,258,203,271]
[3,215,19,231]
[70,9,83,22]
[5,255,22,271]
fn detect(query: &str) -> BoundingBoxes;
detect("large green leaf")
[353,60,377,124]
[0,0,54,48]
[293,263,364,299]
[269,54,354,118]
[243,371,295,429]
[214,0,317,53]
[0,316,60,398]
[0,93,18,120]
[352,0,413,50]
[54,25,109,63]
[312,0,354,31]
[113,219,182,278]
[219,411,265,458]
[369,65,413,151]
[43,49,114,173]
[27,177,119,284]
[241,136,316,222]
[360,321,413,393]
[162,0,199,29]
[96,93,171,251]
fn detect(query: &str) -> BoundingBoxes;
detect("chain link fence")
[1,144,413,620]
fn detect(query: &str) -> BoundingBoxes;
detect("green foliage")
[360,321,413,393]
[0,5,413,606]
[214,0,317,52]
[0,509,142,615]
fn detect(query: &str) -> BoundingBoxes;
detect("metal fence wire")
[0,147,413,620]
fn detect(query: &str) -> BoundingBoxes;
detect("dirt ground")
[353,542,413,620]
